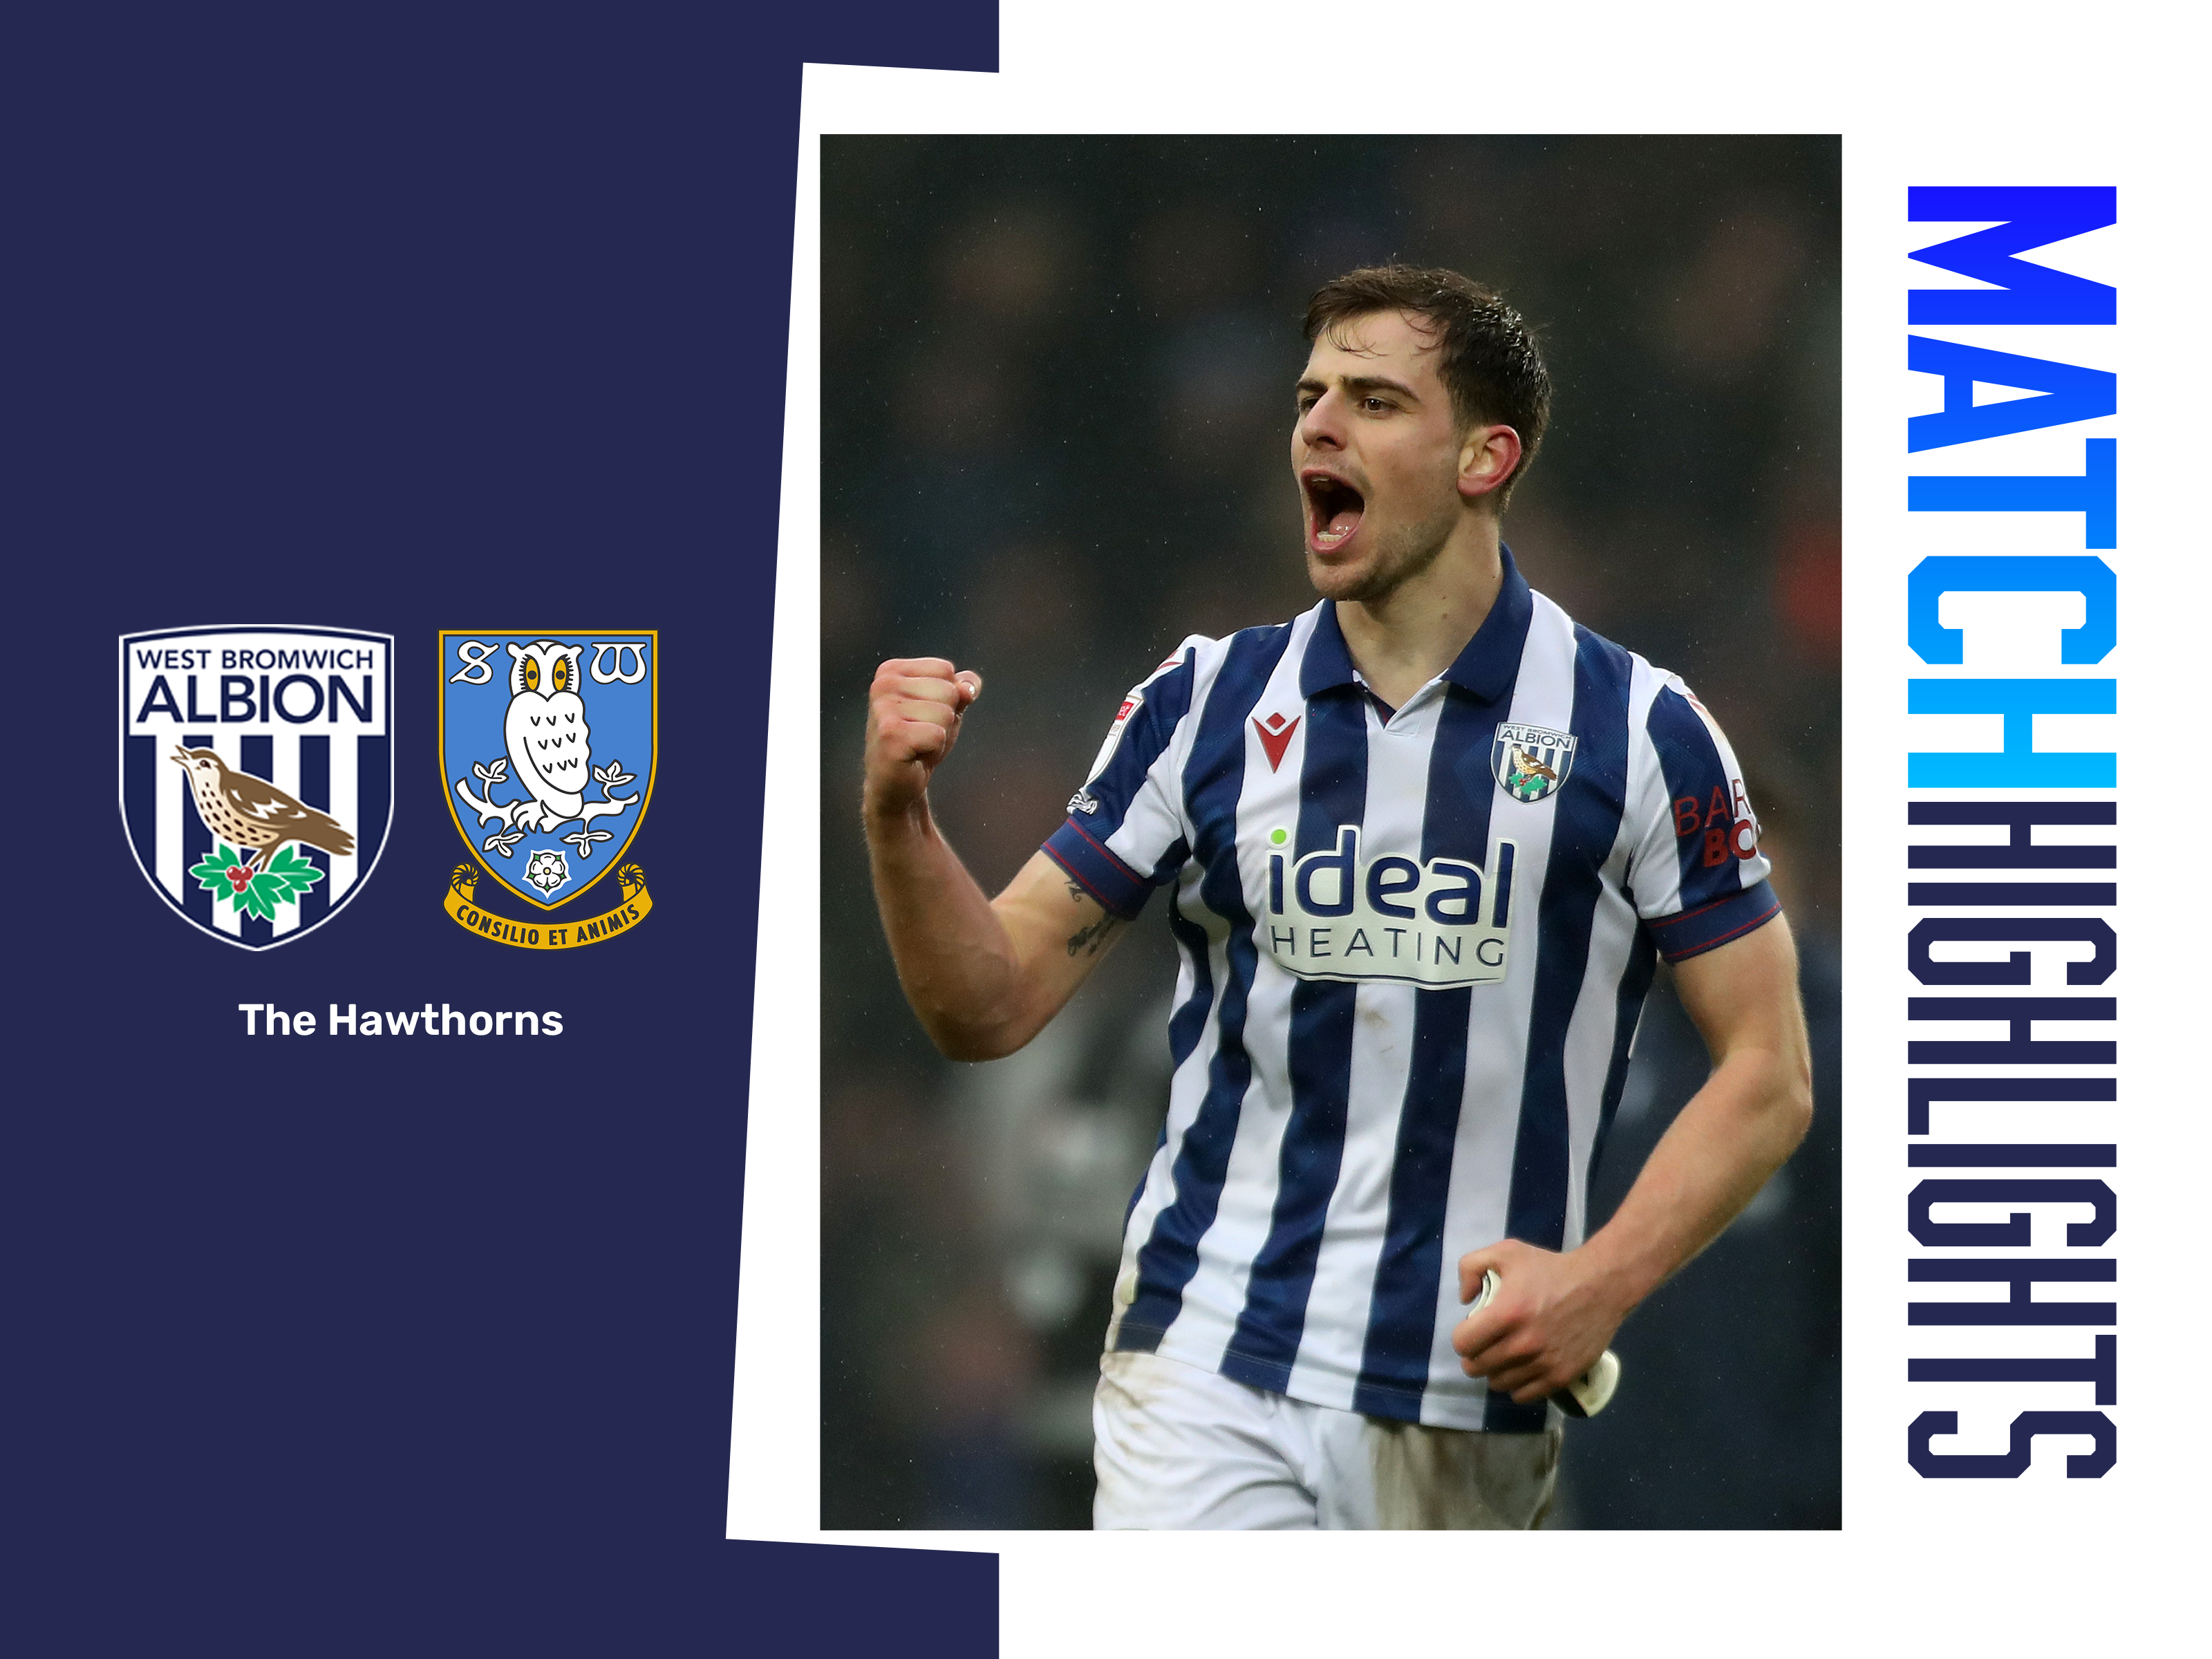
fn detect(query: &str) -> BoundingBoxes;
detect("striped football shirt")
[1042,552,1780,1430]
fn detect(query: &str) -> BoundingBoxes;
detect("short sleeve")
[1626,677,1781,962]
[1040,641,1205,920]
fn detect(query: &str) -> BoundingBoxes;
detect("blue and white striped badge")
[118,625,393,950]
[1490,720,1577,803]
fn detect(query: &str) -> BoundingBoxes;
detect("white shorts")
[1092,1349,1561,1530]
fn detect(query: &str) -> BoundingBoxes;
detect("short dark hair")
[1303,265,1552,507]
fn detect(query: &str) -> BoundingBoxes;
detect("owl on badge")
[505,639,592,823]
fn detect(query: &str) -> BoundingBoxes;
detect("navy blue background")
[13,8,998,1652]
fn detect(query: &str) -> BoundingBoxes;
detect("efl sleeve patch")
[1647,879,1782,963]
[1044,642,1203,918]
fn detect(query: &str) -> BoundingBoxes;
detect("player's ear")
[1457,424,1521,503]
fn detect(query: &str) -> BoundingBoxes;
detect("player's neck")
[1334,518,1503,709]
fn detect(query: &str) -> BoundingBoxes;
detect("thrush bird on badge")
[171,745,355,869]
[1509,745,1557,789]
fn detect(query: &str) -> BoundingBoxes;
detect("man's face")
[1292,308,1468,604]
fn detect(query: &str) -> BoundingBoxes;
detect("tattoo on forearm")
[1065,914,1118,958]
[1061,877,1118,956]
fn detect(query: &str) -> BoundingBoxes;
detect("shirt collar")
[1300,546,1534,706]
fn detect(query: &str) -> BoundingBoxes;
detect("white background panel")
[739,3,2201,1647]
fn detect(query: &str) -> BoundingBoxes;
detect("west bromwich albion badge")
[1490,721,1577,803]
[119,625,393,950]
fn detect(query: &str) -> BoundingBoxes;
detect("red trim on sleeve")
[1656,894,1781,963]
[1062,815,1146,888]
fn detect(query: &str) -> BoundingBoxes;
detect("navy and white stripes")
[1046,553,1779,1430]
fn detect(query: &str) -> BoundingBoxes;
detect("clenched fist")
[1450,1237,1627,1403]
[864,657,983,823]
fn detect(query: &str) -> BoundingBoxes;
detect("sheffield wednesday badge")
[119,626,393,949]
[1491,721,1577,803]
[440,632,657,948]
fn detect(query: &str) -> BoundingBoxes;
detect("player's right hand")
[863,657,982,821]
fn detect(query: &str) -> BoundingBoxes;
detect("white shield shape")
[1490,720,1578,804]
[119,625,394,949]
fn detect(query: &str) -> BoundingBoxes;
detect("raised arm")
[863,657,1125,1062]
[1451,914,1814,1401]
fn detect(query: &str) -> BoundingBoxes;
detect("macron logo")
[1254,711,1301,771]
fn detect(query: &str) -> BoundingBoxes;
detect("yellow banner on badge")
[444,863,652,948]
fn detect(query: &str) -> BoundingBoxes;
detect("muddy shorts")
[1092,1348,1561,1530]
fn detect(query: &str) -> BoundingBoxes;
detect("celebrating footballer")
[861,266,1813,1530]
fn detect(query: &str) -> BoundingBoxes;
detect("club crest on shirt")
[1491,722,1577,803]
[119,626,394,950]
[440,630,658,949]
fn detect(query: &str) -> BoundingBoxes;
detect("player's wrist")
[1565,1234,1658,1327]
[861,784,939,852]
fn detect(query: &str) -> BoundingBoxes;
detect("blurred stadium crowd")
[820,136,1839,1529]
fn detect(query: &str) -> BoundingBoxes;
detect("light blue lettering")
[1908,678,2116,787]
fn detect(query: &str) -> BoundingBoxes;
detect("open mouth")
[1303,472,1365,550]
